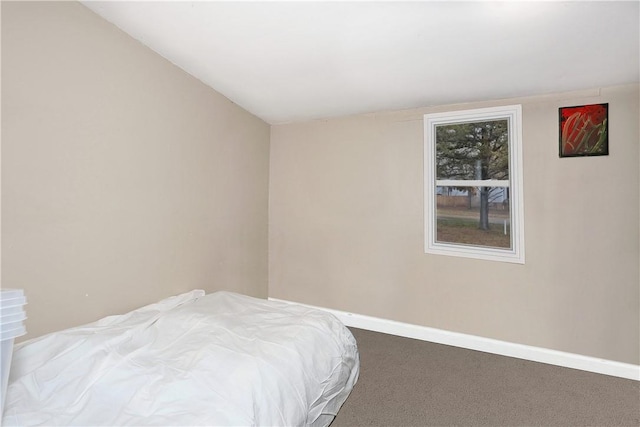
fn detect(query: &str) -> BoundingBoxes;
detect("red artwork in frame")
[559,103,608,157]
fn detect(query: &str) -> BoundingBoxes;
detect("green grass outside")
[437,217,511,249]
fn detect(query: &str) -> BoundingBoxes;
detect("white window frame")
[424,105,525,264]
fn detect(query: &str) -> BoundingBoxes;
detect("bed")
[1,290,359,426]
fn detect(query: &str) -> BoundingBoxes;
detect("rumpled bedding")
[2,290,359,426]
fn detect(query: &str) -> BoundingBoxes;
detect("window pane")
[436,186,511,249]
[435,119,509,182]
[424,105,523,263]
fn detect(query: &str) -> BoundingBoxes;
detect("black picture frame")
[559,103,609,158]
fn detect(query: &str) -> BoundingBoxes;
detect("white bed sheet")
[2,291,359,426]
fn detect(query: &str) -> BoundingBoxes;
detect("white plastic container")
[0,289,27,418]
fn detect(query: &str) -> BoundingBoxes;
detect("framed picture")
[559,103,608,157]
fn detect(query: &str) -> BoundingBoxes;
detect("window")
[424,105,524,263]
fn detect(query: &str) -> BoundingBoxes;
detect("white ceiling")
[82,1,639,125]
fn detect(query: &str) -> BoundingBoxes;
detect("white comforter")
[2,291,359,426]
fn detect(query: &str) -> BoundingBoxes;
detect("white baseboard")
[269,297,640,381]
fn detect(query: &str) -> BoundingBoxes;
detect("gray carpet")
[332,328,640,426]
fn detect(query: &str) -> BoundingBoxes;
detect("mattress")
[2,290,359,426]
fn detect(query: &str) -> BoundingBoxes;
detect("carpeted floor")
[332,328,640,426]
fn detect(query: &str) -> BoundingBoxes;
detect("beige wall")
[2,2,270,339]
[270,85,640,365]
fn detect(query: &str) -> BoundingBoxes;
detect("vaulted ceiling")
[83,1,640,124]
